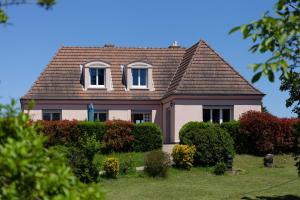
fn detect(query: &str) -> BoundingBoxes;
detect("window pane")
[98,113,107,122]
[140,69,147,86]
[222,109,230,122]
[212,109,220,123]
[143,113,151,122]
[98,69,105,85]
[132,113,144,124]
[52,113,61,121]
[90,68,97,85]
[203,109,210,122]
[94,113,98,121]
[42,113,51,121]
[132,69,139,86]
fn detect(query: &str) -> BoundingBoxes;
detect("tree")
[229,0,300,118]
[0,0,56,24]
[229,0,300,83]
[280,71,300,117]
[0,100,104,199]
[229,0,300,176]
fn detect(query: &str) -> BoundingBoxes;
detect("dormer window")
[127,62,154,91]
[132,68,147,88]
[90,68,105,87]
[83,61,113,91]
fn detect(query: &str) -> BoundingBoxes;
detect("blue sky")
[0,0,295,117]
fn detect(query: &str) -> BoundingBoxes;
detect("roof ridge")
[165,41,200,95]
[200,40,264,95]
[176,40,203,92]
[61,46,186,50]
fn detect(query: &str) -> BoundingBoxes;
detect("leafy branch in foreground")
[229,0,300,83]
[0,0,56,24]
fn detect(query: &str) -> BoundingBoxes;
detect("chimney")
[169,41,180,48]
[104,43,115,48]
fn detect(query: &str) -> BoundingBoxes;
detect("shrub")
[38,120,79,147]
[68,146,100,183]
[131,122,163,152]
[102,120,134,152]
[180,122,235,166]
[213,162,227,175]
[67,131,101,183]
[220,121,246,153]
[120,157,134,174]
[0,101,104,200]
[103,157,120,178]
[240,111,299,155]
[144,150,171,177]
[172,144,196,170]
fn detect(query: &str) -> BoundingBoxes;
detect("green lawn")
[97,154,300,200]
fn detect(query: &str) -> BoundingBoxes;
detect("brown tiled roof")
[22,40,263,101]
[165,40,263,97]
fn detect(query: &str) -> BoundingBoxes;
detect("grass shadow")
[242,195,300,200]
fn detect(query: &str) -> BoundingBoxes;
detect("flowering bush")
[172,144,196,170]
[38,120,80,147]
[103,157,120,178]
[240,111,299,155]
[102,120,134,152]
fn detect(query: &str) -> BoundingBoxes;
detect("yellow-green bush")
[103,157,120,178]
[172,144,196,170]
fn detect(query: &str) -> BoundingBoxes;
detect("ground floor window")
[94,111,108,122]
[203,107,232,123]
[42,109,62,121]
[131,111,151,124]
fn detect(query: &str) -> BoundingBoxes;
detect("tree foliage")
[280,71,300,117]
[0,100,104,200]
[0,0,56,24]
[229,0,300,83]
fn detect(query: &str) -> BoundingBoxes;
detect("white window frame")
[42,109,62,121]
[131,68,148,89]
[131,110,152,123]
[203,106,232,124]
[89,67,106,88]
[127,62,152,90]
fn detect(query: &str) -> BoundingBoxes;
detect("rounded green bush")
[131,122,163,152]
[180,122,235,166]
[213,162,227,175]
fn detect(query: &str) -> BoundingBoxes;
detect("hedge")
[220,121,245,153]
[131,122,163,152]
[38,120,163,153]
[180,122,235,166]
[77,121,106,141]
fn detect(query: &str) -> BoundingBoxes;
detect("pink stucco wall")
[162,96,262,143]
[22,99,162,127]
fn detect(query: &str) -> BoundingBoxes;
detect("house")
[21,40,264,143]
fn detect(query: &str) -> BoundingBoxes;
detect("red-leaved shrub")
[240,111,299,155]
[37,120,79,146]
[102,120,134,152]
